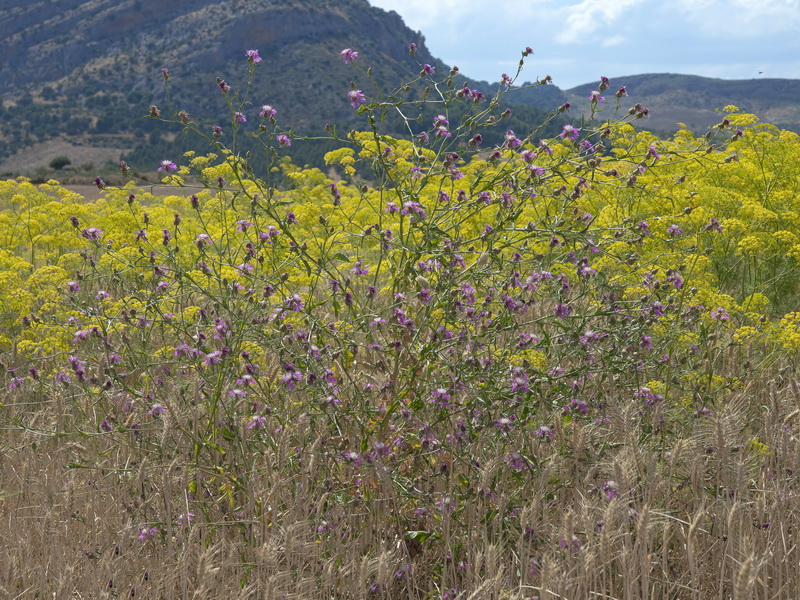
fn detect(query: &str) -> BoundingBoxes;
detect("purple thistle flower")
[710,307,730,321]
[234,112,247,123]
[666,223,684,237]
[281,362,302,391]
[212,125,223,138]
[509,366,529,395]
[495,416,515,433]
[218,79,231,93]
[641,335,653,352]
[81,227,103,241]
[195,233,213,248]
[348,89,366,108]
[248,415,267,430]
[430,387,452,407]
[138,527,158,541]
[600,480,619,499]
[276,134,291,147]
[177,513,194,527]
[505,451,527,471]
[147,403,166,416]
[631,103,650,118]
[339,48,358,64]
[259,104,276,119]
[500,73,513,87]
[559,124,580,141]
[286,293,304,312]
[589,90,605,103]
[421,64,435,75]
[66,280,80,292]
[554,302,572,317]
[350,260,370,276]
[203,351,223,367]
[408,43,417,55]
[158,160,177,173]
[504,130,521,148]
[245,49,262,63]
[435,125,451,138]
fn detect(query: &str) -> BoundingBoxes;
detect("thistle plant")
[1,45,799,598]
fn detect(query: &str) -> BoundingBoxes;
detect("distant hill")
[567,73,800,136]
[0,0,563,178]
[4,1,798,180]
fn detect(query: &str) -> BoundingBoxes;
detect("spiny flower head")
[348,89,366,108]
[245,49,262,63]
[339,48,358,64]
[560,124,580,141]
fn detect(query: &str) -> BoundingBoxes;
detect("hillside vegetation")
[0,0,563,174]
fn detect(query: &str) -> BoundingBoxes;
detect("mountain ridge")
[0,0,564,176]
[1,0,798,178]
[567,73,800,135]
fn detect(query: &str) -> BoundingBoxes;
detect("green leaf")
[405,530,433,542]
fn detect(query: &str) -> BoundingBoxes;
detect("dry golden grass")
[3,373,800,599]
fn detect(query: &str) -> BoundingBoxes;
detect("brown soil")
[0,139,131,175]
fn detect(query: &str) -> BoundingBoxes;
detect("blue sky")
[368,0,800,89]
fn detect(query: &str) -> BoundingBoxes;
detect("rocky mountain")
[3,0,797,180]
[0,0,564,177]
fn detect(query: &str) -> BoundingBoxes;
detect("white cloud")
[673,0,800,35]
[364,0,800,88]
[601,35,625,47]
[555,0,643,44]
[369,0,462,31]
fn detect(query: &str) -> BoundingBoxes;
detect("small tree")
[49,155,71,170]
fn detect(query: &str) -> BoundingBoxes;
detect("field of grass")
[1,52,799,599]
